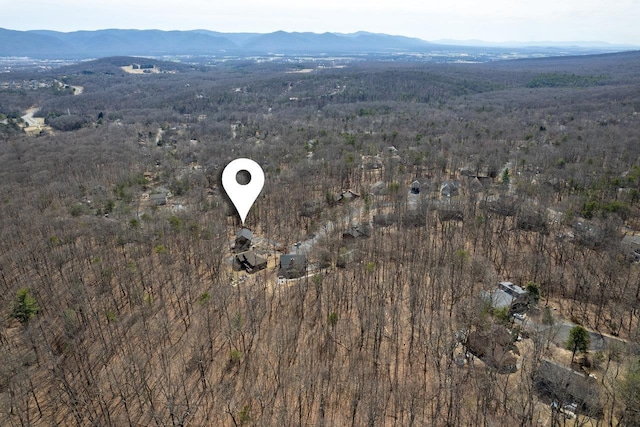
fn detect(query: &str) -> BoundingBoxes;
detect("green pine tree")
[11,288,39,325]
[501,168,510,185]
[565,325,590,363]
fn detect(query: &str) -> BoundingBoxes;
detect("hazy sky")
[3,0,639,44]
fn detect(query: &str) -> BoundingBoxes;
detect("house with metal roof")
[480,282,529,312]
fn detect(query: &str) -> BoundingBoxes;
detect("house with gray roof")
[440,181,459,198]
[622,235,640,262]
[279,254,308,279]
[333,190,360,204]
[411,177,432,194]
[343,224,371,241]
[410,180,421,194]
[370,181,387,196]
[150,191,168,206]
[481,282,529,313]
[234,251,267,274]
[234,228,253,252]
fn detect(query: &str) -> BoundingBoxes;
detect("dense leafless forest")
[2,51,640,426]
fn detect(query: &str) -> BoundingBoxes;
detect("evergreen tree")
[501,168,510,185]
[565,325,590,363]
[11,288,39,325]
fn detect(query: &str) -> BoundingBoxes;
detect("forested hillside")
[1,52,640,426]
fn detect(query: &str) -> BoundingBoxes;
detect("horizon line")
[2,27,638,48]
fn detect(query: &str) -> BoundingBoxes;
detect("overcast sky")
[3,0,639,44]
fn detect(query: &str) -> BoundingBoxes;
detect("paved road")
[19,84,82,132]
[21,107,44,129]
[516,314,626,352]
[289,203,362,255]
[290,221,335,255]
[553,320,609,351]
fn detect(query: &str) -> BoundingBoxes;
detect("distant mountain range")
[433,39,638,49]
[0,28,635,59]
[0,28,434,58]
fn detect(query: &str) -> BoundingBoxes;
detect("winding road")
[19,83,84,133]
[21,107,44,130]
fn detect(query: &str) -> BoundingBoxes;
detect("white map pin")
[222,158,265,225]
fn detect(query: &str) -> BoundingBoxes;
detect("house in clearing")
[333,190,360,204]
[149,188,170,206]
[342,224,371,241]
[278,254,308,279]
[480,281,529,313]
[234,251,267,274]
[234,228,253,252]
[409,177,431,194]
[440,181,459,198]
